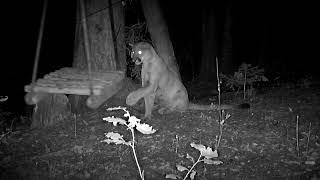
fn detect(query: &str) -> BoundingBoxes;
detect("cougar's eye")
[138,50,142,55]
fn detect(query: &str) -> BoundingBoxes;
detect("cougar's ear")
[128,43,133,47]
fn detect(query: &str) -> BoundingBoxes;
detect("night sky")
[1,0,314,112]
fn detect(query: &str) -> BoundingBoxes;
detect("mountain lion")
[126,42,249,120]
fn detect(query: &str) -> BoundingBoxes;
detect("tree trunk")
[73,0,125,71]
[140,0,180,79]
[31,93,70,128]
[199,5,217,85]
[70,0,126,114]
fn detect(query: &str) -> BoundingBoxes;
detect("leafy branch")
[166,143,222,180]
[101,106,156,180]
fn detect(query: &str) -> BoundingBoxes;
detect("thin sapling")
[101,106,156,180]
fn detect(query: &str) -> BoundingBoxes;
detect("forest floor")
[1,82,320,180]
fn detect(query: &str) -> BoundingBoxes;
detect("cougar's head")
[130,42,154,65]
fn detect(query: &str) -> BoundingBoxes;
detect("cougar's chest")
[141,61,154,87]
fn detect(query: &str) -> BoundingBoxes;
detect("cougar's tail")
[188,103,250,110]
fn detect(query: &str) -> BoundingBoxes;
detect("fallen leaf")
[203,159,223,165]
[305,160,315,165]
[186,153,195,163]
[190,170,196,180]
[176,164,188,172]
[165,174,181,179]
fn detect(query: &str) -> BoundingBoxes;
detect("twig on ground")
[306,122,311,154]
[296,115,300,157]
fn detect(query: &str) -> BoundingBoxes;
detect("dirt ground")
[1,85,320,180]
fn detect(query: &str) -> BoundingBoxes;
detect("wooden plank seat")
[24,67,125,109]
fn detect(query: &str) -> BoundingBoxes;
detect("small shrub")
[220,62,268,99]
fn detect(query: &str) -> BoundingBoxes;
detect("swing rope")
[30,0,94,95]
[31,0,47,83]
[79,0,93,95]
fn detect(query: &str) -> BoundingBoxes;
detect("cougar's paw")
[126,92,140,106]
[142,114,152,121]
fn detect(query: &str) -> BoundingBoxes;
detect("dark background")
[1,0,315,113]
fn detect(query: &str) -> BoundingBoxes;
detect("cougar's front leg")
[126,90,141,106]
[126,83,157,106]
[143,93,155,120]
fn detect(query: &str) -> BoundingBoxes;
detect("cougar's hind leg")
[143,93,155,120]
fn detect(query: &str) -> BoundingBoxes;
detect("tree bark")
[199,5,217,85]
[140,0,180,79]
[31,94,70,128]
[70,0,126,114]
[73,0,126,71]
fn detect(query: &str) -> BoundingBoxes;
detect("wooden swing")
[24,0,124,109]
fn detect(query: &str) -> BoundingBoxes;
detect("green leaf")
[135,123,156,134]
[190,143,206,152]
[102,116,127,126]
[190,170,197,180]
[101,132,131,146]
[190,143,218,159]
[186,153,195,163]
[201,148,218,159]
[127,115,141,129]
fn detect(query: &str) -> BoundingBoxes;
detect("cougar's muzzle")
[131,50,143,65]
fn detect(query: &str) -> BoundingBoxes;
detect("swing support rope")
[79,0,94,96]
[31,0,47,83]
[30,0,94,95]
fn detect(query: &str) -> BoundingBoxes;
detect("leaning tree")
[140,0,180,79]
